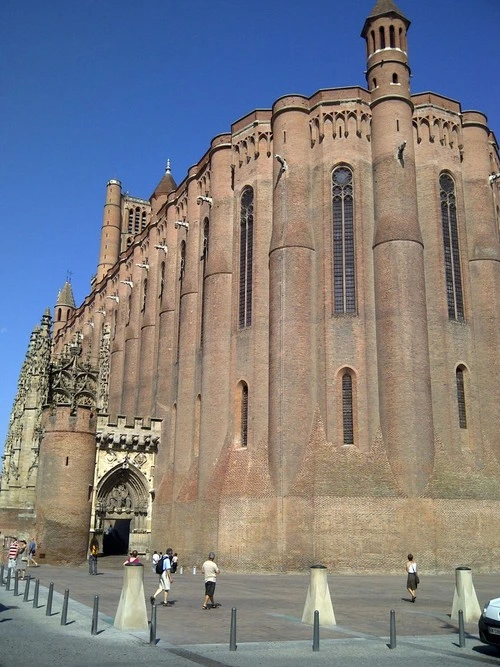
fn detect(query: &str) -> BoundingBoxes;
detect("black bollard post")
[458,609,466,648]
[0,564,4,585]
[23,575,32,602]
[389,609,397,649]
[229,607,237,651]
[149,603,157,645]
[61,589,69,626]
[14,570,19,596]
[33,579,40,608]
[46,582,54,616]
[91,595,99,635]
[6,568,12,591]
[312,609,320,651]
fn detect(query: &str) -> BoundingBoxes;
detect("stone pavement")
[1,555,500,666]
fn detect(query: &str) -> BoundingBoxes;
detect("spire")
[362,0,410,37]
[151,159,177,199]
[56,281,76,308]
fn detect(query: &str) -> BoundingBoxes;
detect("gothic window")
[440,173,464,321]
[159,261,166,301]
[332,166,356,314]
[342,371,354,445]
[200,218,209,346]
[127,209,133,233]
[180,241,186,283]
[389,25,395,48]
[234,381,249,448]
[456,366,467,429]
[239,187,254,329]
[134,208,140,234]
[379,26,386,49]
[141,211,147,230]
[142,278,148,312]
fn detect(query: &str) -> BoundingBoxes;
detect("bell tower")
[362,0,434,496]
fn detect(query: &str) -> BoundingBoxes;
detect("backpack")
[156,555,167,575]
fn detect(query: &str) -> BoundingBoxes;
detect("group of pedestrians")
[5,537,38,580]
[150,548,220,610]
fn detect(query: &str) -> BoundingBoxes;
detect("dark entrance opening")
[102,519,131,555]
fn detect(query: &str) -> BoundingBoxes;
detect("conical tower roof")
[152,159,177,199]
[362,0,410,37]
[56,281,76,308]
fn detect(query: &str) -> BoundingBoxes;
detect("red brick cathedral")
[2,0,500,572]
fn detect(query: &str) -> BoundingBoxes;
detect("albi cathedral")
[2,0,500,572]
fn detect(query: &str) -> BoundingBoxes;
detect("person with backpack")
[150,548,173,606]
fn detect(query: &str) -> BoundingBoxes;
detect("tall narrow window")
[127,210,133,233]
[142,278,148,311]
[200,219,209,346]
[180,241,186,283]
[342,371,354,445]
[456,366,467,429]
[332,166,356,314]
[239,187,254,328]
[241,383,248,447]
[141,211,147,230]
[159,261,166,301]
[440,173,464,320]
[134,208,140,234]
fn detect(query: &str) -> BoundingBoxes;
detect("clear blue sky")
[1,0,499,456]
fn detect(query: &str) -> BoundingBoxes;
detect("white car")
[479,597,500,646]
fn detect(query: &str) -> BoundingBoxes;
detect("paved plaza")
[1,556,500,666]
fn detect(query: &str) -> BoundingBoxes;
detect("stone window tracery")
[440,173,464,321]
[332,166,356,314]
[239,187,254,329]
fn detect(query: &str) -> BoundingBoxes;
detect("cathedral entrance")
[93,464,150,556]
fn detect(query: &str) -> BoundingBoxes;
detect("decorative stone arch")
[94,463,150,555]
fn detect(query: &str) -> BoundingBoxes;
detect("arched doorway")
[94,464,149,556]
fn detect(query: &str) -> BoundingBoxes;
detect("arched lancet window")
[379,26,386,49]
[342,371,354,445]
[159,260,166,301]
[370,30,376,53]
[141,211,147,230]
[239,187,253,328]
[180,240,186,283]
[440,174,464,321]
[142,277,148,311]
[332,166,356,314]
[456,366,467,429]
[392,73,398,84]
[134,208,140,234]
[389,25,395,48]
[127,209,133,233]
[234,381,249,448]
[200,218,209,346]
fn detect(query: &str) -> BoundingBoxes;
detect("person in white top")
[406,553,418,602]
[201,551,220,610]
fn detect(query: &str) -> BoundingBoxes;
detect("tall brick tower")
[97,179,122,283]
[362,0,434,495]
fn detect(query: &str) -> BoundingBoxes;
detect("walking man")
[201,551,220,610]
[27,536,38,568]
[151,548,173,606]
[89,540,98,575]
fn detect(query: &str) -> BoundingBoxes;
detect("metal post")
[229,607,237,651]
[312,609,320,651]
[149,603,157,645]
[61,589,69,626]
[6,568,12,591]
[46,582,54,616]
[458,609,466,648]
[23,575,32,602]
[179,566,183,575]
[14,570,19,596]
[0,564,4,585]
[91,595,99,635]
[33,579,40,608]
[389,609,397,649]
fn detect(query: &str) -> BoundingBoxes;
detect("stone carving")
[133,452,147,468]
[97,324,111,413]
[106,483,132,513]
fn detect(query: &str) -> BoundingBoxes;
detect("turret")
[363,0,434,495]
[97,179,122,283]
[53,281,76,339]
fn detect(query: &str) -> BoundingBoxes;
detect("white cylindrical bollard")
[179,566,184,575]
[114,564,149,631]
[192,566,197,575]
[451,566,482,623]
[302,564,336,626]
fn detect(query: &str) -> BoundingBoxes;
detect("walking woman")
[406,553,418,602]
